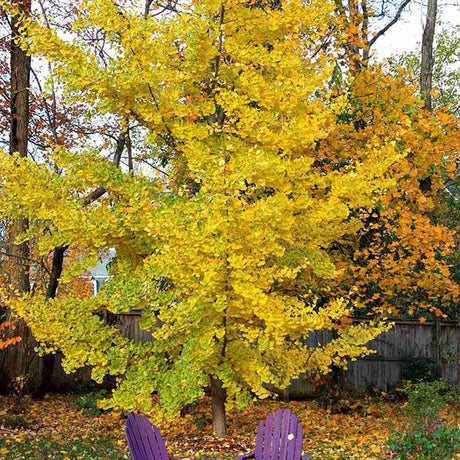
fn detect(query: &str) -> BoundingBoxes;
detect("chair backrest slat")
[255,421,265,460]
[154,426,170,460]
[140,416,154,459]
[125,413,170,460]
[271,409,283,460]
[126,419,140,459]
[126,414,150,460]
[262,412,274,460]
[141,416,158,458]
[293,423,303,460]
[278,409,292,460]
[284,415,298,460]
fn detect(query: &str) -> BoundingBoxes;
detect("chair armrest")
[236,453,255,460]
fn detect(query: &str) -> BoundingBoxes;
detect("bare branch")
[144,0,154,18]
[0,250,51,276]
[368,0,412,48]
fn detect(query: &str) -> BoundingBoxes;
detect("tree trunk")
[1,310,34,392]
[9,0,31,286]
[10,0,31,160]
[361,0,370,64]
[0,0,33,393]
[45,246,67,300]
[34,245,67,396]
[6,221,30,293]
[210,377,227,437]
[420,0,437,110]
[420,0,442,379]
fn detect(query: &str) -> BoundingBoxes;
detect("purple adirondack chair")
[125,412,190,460]
[236,409,310,460]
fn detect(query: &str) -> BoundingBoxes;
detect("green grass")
[0,436,387,460]
[0,435,130,460]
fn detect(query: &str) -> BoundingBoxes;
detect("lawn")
[1,391,458,459]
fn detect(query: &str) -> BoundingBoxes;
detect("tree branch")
[368,0,411,49]
[46,245,66,299]
[81,130,126,206]
[144,0,154,18]
[0,250,51,276]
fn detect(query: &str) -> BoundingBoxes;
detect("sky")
[372,1,460,59]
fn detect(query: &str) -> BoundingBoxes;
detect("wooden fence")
[6,314,455,394]
[287,319,459,396]
[115,313,459,395]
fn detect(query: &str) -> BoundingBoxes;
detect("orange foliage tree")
[318,67,459,319]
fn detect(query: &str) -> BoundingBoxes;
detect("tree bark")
[361,0,370,63]
[34,245,67,396]
[45,246,67,300]
[420,0,437,110]
[0,0,33,393]
[9,0,31,288]
[420,0,440,378]
[10,0,31,161]
[210,377,227,437]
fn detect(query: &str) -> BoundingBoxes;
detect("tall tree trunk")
[9,0,31,281]
[420,0,442,378]
[10,0,31,160]
[34,245,67,396]
[361,0,370,64]
[210,377,227,437]
[0,0,33,392]
[420,0,437,110]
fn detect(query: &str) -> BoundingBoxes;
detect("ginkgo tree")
[0,0,414,435]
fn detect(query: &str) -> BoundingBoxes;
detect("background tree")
[393,26,460,114]
[321,0,459,321]
[332,0,412,70]
[319,67,459,320]
[0,0,33,390]
[0,0,129,393]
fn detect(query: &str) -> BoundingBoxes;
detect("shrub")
[403,381,449,432]
[401,357,436,383]
[72,390,108,416]
[387,426,460,459]
[386,381,460,458]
